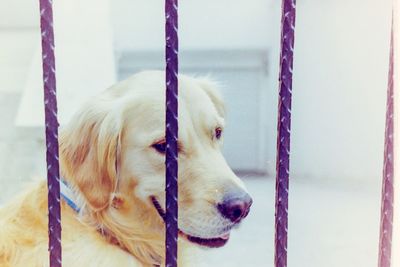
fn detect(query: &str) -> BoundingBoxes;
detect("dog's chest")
[61,237,143,267]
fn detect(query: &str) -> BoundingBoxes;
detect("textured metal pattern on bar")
[378,15,394,267]
[38,0,62,266]
[274,0,296,267]
[165,0,179,266]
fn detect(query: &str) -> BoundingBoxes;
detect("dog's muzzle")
[150,196,232,248]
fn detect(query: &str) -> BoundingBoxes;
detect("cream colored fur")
[0,71,249,267]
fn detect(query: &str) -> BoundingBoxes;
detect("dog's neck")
[59,176,165,266]
[60,179,81,213]
[60,179,134,252]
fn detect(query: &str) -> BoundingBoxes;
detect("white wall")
[0,0,38,28]
[290,0,392,182]
[111,0,277,51]
[15,0,117,127]
[0,0,39,94]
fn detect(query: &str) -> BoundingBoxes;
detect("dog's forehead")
[141,73,217,114]
[120,71,223,141]
[180,80,218,115]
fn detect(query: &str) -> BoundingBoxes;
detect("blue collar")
[60,179,81,213]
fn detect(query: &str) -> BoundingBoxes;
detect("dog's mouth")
[151,196,230,248]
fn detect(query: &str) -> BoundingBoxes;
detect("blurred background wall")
[0,0,392,182]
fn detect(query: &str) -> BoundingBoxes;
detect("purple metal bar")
[274,0,296,267]
[38,0,62,266]
[165,0,179,266]
[378,15,394,267]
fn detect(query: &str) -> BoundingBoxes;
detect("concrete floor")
[0,92,383,267]
[195,177,381,267]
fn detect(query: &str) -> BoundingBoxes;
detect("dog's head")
[60,71,252,251]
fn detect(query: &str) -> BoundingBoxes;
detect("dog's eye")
[215,127,222,139]
[152,142,166,154]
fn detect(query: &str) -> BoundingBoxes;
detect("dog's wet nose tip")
[217,192,252,223]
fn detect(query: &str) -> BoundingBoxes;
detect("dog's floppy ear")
[60,99,122,211]
[197,78,226,118]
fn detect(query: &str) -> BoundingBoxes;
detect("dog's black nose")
[217,192,253,223]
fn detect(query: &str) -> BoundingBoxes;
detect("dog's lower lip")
[219,232,230,240]
[180,230,230,248]
[151,196,231,248]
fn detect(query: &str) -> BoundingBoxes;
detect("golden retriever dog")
[0,71,252,267]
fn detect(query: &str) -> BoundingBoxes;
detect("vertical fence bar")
[38,0,62,266]
[274,0,296,267]
[378,13,395,267]
[165,0,179,266]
